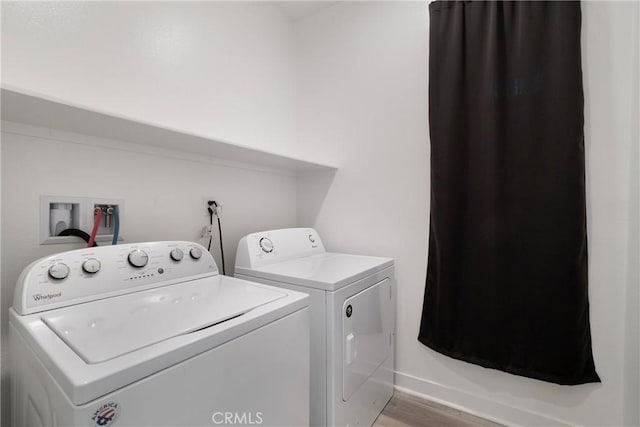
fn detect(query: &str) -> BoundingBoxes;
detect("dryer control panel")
[13,241,218,315]
[235,228,325,269]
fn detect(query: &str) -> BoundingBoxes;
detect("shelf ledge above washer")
[1,86,337,173]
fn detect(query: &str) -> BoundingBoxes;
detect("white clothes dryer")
[10,241,310,427]
[235,228,395,427]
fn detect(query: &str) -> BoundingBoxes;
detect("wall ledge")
[1,86,337,174]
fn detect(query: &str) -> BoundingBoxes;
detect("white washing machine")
[235,228,395,427]
[10,241,310,427]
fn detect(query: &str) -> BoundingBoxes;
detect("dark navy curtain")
[419,0,600,385]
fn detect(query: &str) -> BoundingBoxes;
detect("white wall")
[581,3,639,425]
[1,1,297,156]
[296,2,639,426]
[623,4,640,425]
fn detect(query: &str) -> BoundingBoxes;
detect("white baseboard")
[394,371,573,427]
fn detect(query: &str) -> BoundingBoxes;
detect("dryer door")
[342,278,392,400]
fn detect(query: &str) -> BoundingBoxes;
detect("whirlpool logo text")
[31,292,62,301]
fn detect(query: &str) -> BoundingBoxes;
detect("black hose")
[207,201,225,275]
[58,228,98,246]
[207,210,214,251]
[217,216,225,275]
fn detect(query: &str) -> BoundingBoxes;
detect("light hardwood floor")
[373,391,503,427]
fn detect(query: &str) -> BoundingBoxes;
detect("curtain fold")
[419,0,600,385]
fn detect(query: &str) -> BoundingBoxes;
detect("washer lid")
[41,277,286,363]
[236,253,393,291]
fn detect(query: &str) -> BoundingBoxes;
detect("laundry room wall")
[295,2,639,426]
[1,1,297,156]
[624,5,640,424]
[0,2,301,424]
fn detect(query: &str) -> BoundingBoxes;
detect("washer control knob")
[48,263,70,280]
[170,248,184,261]
[128,249,149,268]
[259,237,274,253]
[82,258,101,274]
[190,247,203,260]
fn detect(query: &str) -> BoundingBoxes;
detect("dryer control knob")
[190,247,203,260]
[82,258,101,274]
[170,248,184,261]
[259,237,274,253]
[128,249,149,268]
[48,263,70,280]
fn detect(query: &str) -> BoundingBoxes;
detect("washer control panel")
[13,241,218,315]
[235,228,325,269]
